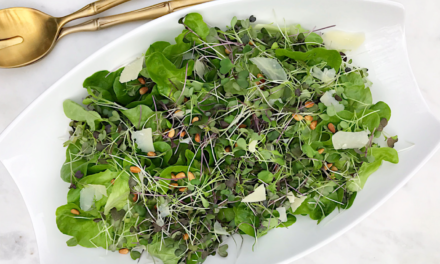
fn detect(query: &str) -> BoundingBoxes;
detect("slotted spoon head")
[0,8,61,68]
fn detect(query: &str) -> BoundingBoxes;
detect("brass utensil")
[0,0,131,68]
[58,0,210,39]
[0,0,210,69]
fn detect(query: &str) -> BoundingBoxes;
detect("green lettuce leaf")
[104,171,130,215]
[347,147,399,192]
[63,100,101,131]
[56,203,110,248]
[148,238,181,264]
[276,48,342,71]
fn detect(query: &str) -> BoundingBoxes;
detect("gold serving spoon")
[0,0,210,68]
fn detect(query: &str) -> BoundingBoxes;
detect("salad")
[56,13,399,264]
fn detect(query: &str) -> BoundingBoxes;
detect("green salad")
[57,13,399,264]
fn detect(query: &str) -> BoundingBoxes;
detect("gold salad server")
[0,0,210,68]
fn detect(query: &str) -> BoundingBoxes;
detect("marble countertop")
[1,0,440,263]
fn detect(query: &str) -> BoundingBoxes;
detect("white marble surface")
[1,0,440,263]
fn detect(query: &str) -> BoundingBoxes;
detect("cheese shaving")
[332,131,369,150]
[242,185,266,202]
[132,128,155,153]
[276,207,287,222]
[119,57,144,83]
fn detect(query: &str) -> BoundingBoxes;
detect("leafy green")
[258,170,274,183]
[234,203,258,237]
[148,239,181,264]
[162,32,192,63]
[347,147,399,192]
[294,190,342,223]
[184,13,210,40]
[104,171,130,215]
[83,70,118,101]
[276,48,342,71]
[220,59,235,74]
[113,68,138,105]
[370,101,391,121]
[79,170,117,186]
[146,41,171,59]
[146,52,194,98]
[60,142,89,183]
[56,204,109,248]
[121,104,154,130]
[63,100,101,131]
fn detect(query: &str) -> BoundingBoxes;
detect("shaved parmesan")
[312,67,336,84]
[290,195,307,213]
[158,201,170,218]
[320,90,344,112]
[332,131,369,150]
[132,128,155,153]
[119,57,144,83]
[80,184,107,211]
[214,221,229,235]
[173,110,185,119]
[250,57,288,81]
[322,30,365,51]
[286,192,296,203]
[156,218,164,227]
[276,207,287,222]
[248,140,258,152]
[180,137,191,144]
[195,60,206,79]
[242,185,266,203]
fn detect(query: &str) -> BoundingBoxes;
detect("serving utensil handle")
[58,0,211,39]
[58,0,131,27]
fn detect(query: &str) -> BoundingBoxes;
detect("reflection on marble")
[1,0,440,263]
